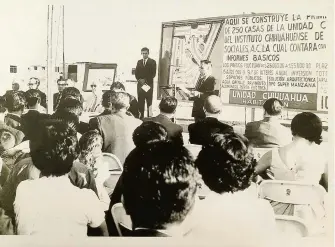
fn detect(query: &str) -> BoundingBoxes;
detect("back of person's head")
[133,121,168,147]
[78,130,103,168]
[291,112,323,145]
[30,118,79,177]
[196,132,256,194]
[56,98,83,117]
[159,96,178,114]
[61,87,83,103]
[110,81,126,92]
[102,91,114,109]
[123,141,199,229]
[111,91,130,111]
[204,95,222,114]
[6,91,26,113]
[25,89,41,108]
[263,98,283,116]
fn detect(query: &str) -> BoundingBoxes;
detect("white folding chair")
[101,153,123,195]
[111,203,132,236]
[184,144,202,159]
[275,215,309,237]
[252,147,274,161]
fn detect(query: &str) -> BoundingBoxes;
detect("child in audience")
[192,132,277,244]
[14,119,108,236]
[78,130,110,210]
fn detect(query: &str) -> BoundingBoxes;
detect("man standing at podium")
[135,47,156,119]
[191,60,219,122]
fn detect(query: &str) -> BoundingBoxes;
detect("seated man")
[191,133,277,243]
[89,91,142,164]
[4,91,26,130]
[53,78,68,111]
[110,81,140,119]
[143,96,183,145]
[244,98,292,148]
[21,89,48,141]
[27,77,47,109]
[122,141,199,236]
[188,95,233,146]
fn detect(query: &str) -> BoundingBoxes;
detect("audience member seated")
[191,133,276,243]
[53,78,68,111]
[122,141,199,236]
[21,89,48,141]
[84,82,103,113]
[0,118,99,226]
[53,97,88,135]
[98,91,113,116]
[106,121,168,235]
[143,96,183,145]
[3,82,20,104]
[89,91,142,164]
[14,119,108,236]
[188,95,233,146]
[78,130,110,210]
[255,112,327,233]
[110,81,140,119]
[27,77,47,109]
[245,98,292,148]
[0,96,8,122]
[4,91,26,130]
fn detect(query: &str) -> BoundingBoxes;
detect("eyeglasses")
[58,83,68,86]
[91,85,97,88]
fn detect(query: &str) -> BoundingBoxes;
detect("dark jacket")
[53,92,61,111]
[21,110,48,140]
[36,89,47,109]
[135,58,157,86]
[128,94,140,119]
[143,114,183,145]
[191,76,219,119]
[188,117,233,146]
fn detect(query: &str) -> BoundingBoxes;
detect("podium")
[159,84,192,101]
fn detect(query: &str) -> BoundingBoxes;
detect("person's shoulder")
[148,57,156,63]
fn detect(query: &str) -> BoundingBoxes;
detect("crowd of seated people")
[0,79,329,240]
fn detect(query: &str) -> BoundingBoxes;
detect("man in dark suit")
[190,60,219,122]
[4,91,26,130]
[143,96,183,145]
[188,95,233,146]
[21,89,48,141]
[244,98,292,148]
[27,77,47,109]
[135,47,156,119]
[53,78,68,111]
[89,91,142,164]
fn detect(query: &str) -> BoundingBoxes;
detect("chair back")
[258,180,326,205]
[185,144,202,159]
[252,147,274,161]
[111,203,132,236]
[275,215,309,237]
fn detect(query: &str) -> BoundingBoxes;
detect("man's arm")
[134,60,140,80]
[151,59,157,79]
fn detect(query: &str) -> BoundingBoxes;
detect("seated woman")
[14,119,108,236]
[122,141,199,236]
[191,132,277,243]
[78,130,110,210]
[255,112,327,234]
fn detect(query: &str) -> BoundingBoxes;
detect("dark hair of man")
[263,98,283,116]
[291,112,323,145]
[159,96,178,114]
[12,83,20,91]
[61,87,83,103]
[101,90,114,108]
[25,89,41,107]
[141,47,149,53]
[132,121,168,147]
[57,78,65,84]
[200,60,212,66]
[111,92,130,111]
[29,77,40,87]
[196,132,256,194]
[6,91,26,112]
[110,81,126,92]
[57,98,83,117]
[122,141,199,229]
[30,118,79,177]
[79,130,103,168]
